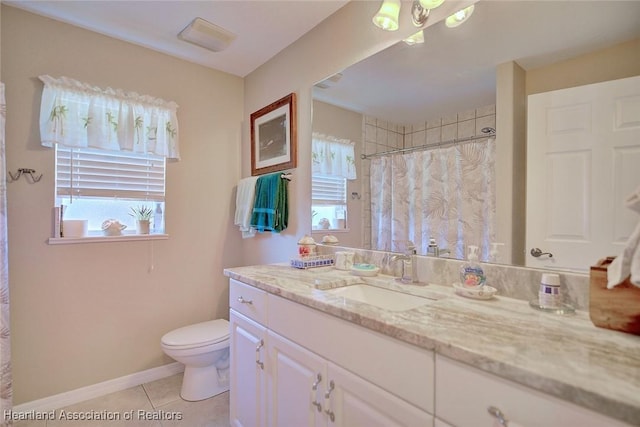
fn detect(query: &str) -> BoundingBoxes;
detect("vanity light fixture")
[445,4,475,28]
[410,0,430,27]
[403,30,425,45]
[178,17,236,52]
[372,0,402,31]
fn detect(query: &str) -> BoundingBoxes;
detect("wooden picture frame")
[250,93,297,176]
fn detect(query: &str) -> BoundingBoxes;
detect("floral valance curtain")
[39,75,180,159]
[312,133,356,180]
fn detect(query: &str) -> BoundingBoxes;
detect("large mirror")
[312,0,640,271]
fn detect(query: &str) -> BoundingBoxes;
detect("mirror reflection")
[311,0,640,271]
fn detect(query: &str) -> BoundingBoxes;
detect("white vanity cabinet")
[267,331,325,427]
[229,278,435,427]
[229,279,269,427]
[230,311,267,427]
[435,355,633,427]
[268,331,432,427]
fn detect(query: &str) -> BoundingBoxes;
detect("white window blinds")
[56,146,165,201]
[312,175,346,205]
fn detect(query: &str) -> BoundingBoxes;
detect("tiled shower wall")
[361,105,496,249]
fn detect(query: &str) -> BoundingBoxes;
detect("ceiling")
[313,1,640,124]
[4,1,640,124]
[3,0,350,77]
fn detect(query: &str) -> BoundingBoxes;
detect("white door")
[326,362,433,427]
[527,75,640,271]
[230,311,268,427]
[267,331,326,427]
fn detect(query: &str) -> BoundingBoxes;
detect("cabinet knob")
[311,373,323,412]
[324,380,335,399]
[237,296,253,304]
[324,380,336,422]
[487,406,509,426]
[324,408,335,422]
[312,373,322,391]
[255,339,264,370]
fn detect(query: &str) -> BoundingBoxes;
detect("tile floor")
[14,374,230,427]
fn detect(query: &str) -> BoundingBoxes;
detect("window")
[38,75,179,239]
[56,146,166,234]
[311,133,357,231]
[312,174,347,230]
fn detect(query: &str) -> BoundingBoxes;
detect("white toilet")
[161,319,230,401]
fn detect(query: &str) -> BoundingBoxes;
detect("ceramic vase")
[137,219,150,234]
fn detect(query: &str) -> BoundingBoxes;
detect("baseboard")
[14,362,184,413]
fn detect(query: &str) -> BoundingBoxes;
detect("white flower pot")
[136,219,150,234]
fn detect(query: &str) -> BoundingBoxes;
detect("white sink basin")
[326,284,436,312]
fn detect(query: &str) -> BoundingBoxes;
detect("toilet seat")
[161,319,229,350]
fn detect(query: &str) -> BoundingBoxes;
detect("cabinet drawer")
[435,355,632,427]
[229,278,268,324]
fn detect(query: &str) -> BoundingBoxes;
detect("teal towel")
[250,173,288,233]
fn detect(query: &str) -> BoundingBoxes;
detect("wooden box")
[589,257,640,335]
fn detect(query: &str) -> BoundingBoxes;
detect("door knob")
[530,248,553,258]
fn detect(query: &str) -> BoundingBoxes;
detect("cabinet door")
[267,331,326,427]
[326,362,433,427]
[230,310,268,427]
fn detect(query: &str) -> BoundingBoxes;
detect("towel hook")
[8,168,43,183]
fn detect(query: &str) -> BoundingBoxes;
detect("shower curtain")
[370,138,496,260]
[0,83,12,423]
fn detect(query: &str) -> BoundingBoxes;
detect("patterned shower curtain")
[370,138,496,261]
[0,83,12,423]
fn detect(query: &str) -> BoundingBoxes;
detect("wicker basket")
[589,257,640,335]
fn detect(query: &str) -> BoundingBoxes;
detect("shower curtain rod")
[360,131,496,160]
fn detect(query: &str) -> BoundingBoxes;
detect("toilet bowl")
[161,319,230,401]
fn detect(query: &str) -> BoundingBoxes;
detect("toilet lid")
[161,319,230,348]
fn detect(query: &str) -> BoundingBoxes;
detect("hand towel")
[234,176,259,238]
[608,185,640,288]
[250,173,288,233]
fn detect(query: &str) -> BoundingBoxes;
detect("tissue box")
[589,257,640,335]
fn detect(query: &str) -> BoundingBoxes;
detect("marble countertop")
[223,263,640,426]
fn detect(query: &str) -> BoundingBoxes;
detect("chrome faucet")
[390,243,418,283]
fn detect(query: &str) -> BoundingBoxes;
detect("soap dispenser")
[460,245,486,288]
[427,238,439,257]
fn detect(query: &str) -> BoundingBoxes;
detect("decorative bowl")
[351,263,380,277]
[453,283,497,300]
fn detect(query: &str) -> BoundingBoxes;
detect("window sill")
[48,234,169,245]
[311,229,350,234]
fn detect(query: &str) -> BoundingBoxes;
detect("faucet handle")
[405,240,416,255]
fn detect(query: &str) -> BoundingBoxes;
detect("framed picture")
[251,93,297,176]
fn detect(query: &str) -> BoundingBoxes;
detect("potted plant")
[129,205,153,234]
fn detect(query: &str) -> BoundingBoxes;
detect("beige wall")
[2,6,243,404]
[496,62,526,265]
[527,38,640,96]
[311,100,363,248]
